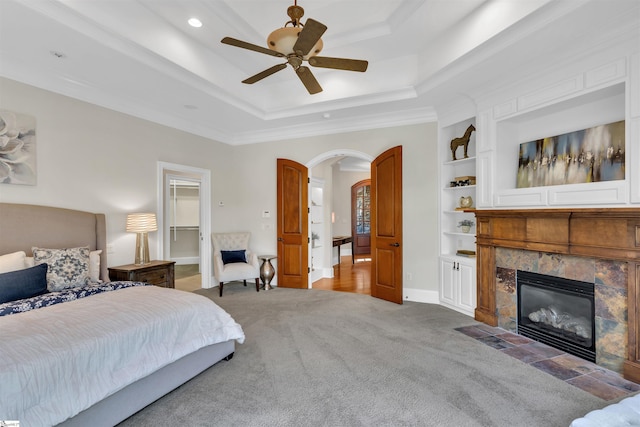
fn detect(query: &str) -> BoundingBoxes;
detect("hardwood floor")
[174,259,371,295]
[312,255,371,294]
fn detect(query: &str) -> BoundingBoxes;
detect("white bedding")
[0,286,245,427]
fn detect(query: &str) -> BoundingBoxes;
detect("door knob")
[278,237,284,242]
[390,242,400,247]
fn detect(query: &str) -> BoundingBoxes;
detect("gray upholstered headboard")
[0,203,109,282]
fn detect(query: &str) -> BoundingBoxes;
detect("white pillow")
[89,250,102,282]
[0,251,27,274]
[26,250,102,282]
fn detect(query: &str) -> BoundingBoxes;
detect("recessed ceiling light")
[188,18,202,28]
[323,113,331,119]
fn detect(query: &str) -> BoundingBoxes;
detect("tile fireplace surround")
[474,208,640,383]
[494,249,625,372]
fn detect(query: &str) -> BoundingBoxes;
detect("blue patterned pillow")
[32,246,91,291]
[0,263,48,304]
[221,250,246,264]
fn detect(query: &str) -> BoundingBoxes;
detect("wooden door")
[371,146,403,304]
[351,179,371,256]
[276,159,308,288]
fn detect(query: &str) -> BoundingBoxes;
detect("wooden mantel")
[474,208,640,383]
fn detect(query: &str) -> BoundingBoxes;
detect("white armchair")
[211,232,260,297]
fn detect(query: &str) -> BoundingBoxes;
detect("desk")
[332,236,353,264]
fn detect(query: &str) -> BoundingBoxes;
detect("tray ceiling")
[0,0,637,144]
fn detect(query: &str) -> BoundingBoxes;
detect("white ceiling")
[1,0,638,145]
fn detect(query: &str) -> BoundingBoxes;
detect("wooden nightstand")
[108,260,175,288]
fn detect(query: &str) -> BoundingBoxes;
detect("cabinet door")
[458,261,476,312]
[439,257,456,306]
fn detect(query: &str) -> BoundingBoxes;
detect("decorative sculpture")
[450,124,476,161]
[459,196,473,209]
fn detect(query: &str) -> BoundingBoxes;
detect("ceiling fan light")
[267,26,323,58]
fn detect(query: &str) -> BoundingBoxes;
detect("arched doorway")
[306,150,373,289]
[277,147,404,303]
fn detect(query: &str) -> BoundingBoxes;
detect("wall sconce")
[126,213,157,265]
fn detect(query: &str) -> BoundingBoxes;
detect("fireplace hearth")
[517,270,595,362]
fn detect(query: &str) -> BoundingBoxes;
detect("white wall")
[0,77,235,267]
[219,123,439,296]
[0,77,440,298]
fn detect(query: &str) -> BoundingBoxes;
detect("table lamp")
[126,213,157,265]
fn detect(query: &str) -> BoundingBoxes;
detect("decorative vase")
[461,225,471,233]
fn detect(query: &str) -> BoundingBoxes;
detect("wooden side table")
[108,260,175,288]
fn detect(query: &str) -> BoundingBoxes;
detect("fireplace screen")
[517,271,595,362]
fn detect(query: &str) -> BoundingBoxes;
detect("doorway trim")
[157,161,212,289]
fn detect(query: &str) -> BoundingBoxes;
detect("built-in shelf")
[439,118,477,317]
[309,178,325,284]
[443,231,476,237]
[443,185,476,191]
[443,156,476,166]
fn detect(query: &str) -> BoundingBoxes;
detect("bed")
[0,203,245,427]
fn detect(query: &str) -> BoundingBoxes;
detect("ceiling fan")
[221,1,368,95]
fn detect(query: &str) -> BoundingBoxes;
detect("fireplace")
[475,208,640,382]
[517,270,595,362]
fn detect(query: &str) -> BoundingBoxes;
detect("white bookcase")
[309,178,325,284]
[438,118,477,317]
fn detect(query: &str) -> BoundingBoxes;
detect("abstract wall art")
[516,120,625,188]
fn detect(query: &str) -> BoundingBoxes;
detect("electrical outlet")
[407,272,413,281]
[106,244,115,254]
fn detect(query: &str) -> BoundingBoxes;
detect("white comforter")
[0,286,245,427]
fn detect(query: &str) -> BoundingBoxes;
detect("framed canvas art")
[0,109,36,185]
[516,120,625,188]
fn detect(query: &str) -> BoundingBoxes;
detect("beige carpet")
[118,287,607,427]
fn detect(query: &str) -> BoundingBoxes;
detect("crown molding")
[228,106,437,145]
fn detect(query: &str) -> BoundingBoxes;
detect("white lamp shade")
[126,213,157,233]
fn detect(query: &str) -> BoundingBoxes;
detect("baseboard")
[439,301,475,318]
[403,288,439,304]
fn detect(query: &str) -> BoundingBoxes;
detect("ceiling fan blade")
[242,63,288,84]
[296,66,322,94]
[292,18,327,57]
[309,56,368,72]
[221,37,285,58]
